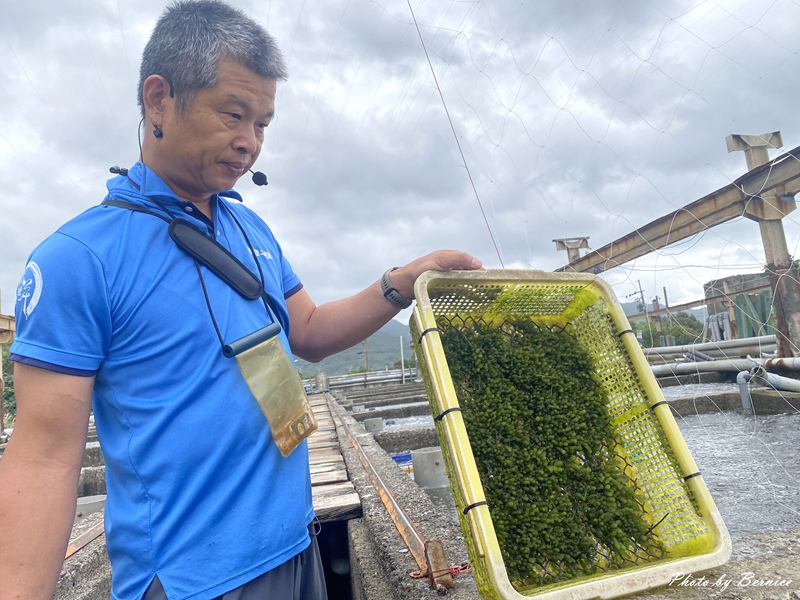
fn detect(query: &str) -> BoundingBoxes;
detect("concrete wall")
[55,513,111,600]
[334,408,481,600]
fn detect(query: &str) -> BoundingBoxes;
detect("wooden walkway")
[308,394,361,522]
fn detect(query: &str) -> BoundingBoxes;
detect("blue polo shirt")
[10,163,314,600]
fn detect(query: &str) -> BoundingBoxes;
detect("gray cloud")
[2,0,800,317]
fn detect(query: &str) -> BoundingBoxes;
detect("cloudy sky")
[2,0,800,320]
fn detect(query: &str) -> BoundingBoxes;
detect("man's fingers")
[432,250,482,271]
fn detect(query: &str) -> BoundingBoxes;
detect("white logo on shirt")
[252,249,273,260]
[16,261,43,319]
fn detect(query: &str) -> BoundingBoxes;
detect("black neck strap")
[101,198,284,352]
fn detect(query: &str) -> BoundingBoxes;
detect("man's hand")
[390,250,483,298]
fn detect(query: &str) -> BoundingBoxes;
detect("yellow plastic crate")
[410,269,731,600]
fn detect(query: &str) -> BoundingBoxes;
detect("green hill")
[294,318,415,377]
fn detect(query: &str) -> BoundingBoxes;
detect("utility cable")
[405,0,505,268]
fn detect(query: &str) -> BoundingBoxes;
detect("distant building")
[704,273,773,340]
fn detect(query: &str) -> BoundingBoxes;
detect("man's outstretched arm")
[0,364,93,599]
[287,250,481,362]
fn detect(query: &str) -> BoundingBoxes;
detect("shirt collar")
[106,161,244,209]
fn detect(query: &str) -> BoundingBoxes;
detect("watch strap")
[380,268,413,309]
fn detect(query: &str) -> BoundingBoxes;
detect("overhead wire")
[405,0,505,267]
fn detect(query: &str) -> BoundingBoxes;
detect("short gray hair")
[137,0,288,116]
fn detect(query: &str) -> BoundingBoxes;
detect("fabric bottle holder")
[224,323,317,457]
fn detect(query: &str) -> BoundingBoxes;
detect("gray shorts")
[142,525,328,600]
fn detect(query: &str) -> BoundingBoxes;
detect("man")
[0,2,481,599]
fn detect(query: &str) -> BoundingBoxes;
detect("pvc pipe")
[650,345,776,361]
[750,365,800,393]
[684,349,715,362]
[411,448,449,489]
[651,358,760,376]
[736,371,753,414]
[644,335,776,356]
[651,356,800,377]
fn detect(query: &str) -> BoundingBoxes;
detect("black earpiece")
[153,125,163,139]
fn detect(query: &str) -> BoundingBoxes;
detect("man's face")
[157,59,276,200]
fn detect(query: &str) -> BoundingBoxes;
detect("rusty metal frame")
[64,521,105,559]
[330,398,454,591]
[558,146,800,274]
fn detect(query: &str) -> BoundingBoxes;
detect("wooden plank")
[311,469,348,487]
[311,438,342,451]
[308,440,336,448]
[309,426,336,435]
[314,491,362,522]
[309,445,340,454]
[309,442,338,449]
[309,449,342,465]
[308,447,340,455]
[309,461,345,474]
[309,461,346,473]
[311,481,356,498]
[309,448,341,461]
[308,442,337,450]
[308,430,337,439]
[308,436,338,444]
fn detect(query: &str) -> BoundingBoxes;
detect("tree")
[631,313,704,348]
[2,344,14,427]
[667,313,705,345]
[391,358,416,369]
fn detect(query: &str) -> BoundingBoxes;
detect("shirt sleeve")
[10,232,112,374]
[276,240,302,299]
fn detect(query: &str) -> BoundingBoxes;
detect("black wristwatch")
[380,267,413,309]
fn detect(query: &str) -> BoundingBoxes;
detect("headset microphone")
[109,164,266,187]
[249,169,268,187]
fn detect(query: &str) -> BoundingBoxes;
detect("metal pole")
[652,296,664,347]
[727,132,800,356]
[363,340,369,389]
[638,280,653,341]
[400,336,406,385]
[567,247,580,262]
[663,286,672,331]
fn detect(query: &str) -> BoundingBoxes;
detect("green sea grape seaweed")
[439,318,661,586]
